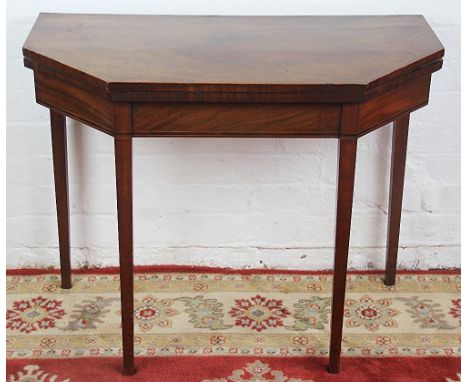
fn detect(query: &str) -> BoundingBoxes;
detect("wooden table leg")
[50,110,72,289]
[328,137,357,373]
[384,114,410,286]
[114,136,136,375]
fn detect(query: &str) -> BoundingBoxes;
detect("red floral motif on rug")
[449,299,461,324]
[134,296,179,331]
[344,295,398,331]
[229,295,290,332]
[6,296,65,334]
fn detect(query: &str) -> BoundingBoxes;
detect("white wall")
[6,0,460,270]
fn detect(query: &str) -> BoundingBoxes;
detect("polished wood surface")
[357,75,430,136]
[113,104,135,375]
[133,103,341,138]
[385,115,410,286]
[24,14,443,103]
[114,135,135,375]
[50,110,72,289]
[23,14,444,376]
[37,70,114,135]
[329,106,359,373]
[34,71,432,138]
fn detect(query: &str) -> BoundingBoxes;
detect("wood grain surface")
[133,103,341,137]
[24,14,444,102]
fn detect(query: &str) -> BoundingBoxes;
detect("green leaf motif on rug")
[61,296,118,331]
[397,296,457,330]
[177,295,233,330]
[285,297,331,331]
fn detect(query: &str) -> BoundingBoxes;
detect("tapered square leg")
[50,110,72,289]
[114,136,136,375]
[384,114,410,286]
[328,137,358,374]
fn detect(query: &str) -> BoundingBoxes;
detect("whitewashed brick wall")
[6,0,460,270]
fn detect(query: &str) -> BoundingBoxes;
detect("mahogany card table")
[22,13,444,376]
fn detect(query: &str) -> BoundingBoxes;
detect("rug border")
[6,356,460,382]
[5,355,462,361]
[5,264,461,276]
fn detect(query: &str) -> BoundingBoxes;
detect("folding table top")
[23,14,444,102]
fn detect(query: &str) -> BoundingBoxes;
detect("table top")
[23,14,444,102]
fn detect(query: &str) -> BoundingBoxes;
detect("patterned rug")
[6,266,461,381]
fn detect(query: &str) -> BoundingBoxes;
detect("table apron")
[132,102,341,138]
[33,71,430,138]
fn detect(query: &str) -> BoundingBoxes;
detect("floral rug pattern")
[6,271,460,359]
[202,360,314,382]
[8,364,71,382]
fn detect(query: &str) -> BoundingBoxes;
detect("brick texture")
[6,0,460,269]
